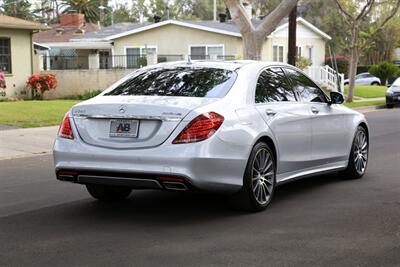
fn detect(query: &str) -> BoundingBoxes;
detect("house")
[394,48,400,64]
[33,12,100,69]
[63,16,331,69]
[0,15,48,99]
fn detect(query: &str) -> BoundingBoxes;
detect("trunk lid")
[71,96,218,149]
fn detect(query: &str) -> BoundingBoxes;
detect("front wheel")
[371,81,380,86]
[229,142,276,212]
[86,184,132,201]
[387,104,394,109]
[340,126,369,179]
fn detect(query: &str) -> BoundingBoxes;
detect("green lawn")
[344,85,387,98]
[0,100,80,128]
[344,99,385,108]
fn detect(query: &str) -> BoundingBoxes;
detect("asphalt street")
[0,108,399,267]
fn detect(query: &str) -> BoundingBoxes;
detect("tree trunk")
[287,6,297,66]
[225,0,298,60]
[243,32,264,60]
[347,25,359,103]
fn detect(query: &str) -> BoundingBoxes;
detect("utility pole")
[99,0,104,26]
[213,0,217,21]
[287,5,297,66]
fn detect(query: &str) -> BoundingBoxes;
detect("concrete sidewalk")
[0,126,58,160]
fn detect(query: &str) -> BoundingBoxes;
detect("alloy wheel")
[252,148,275,205]
[353,130,368,175]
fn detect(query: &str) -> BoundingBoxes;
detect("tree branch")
[333,0,354,24]
[224,0,255,36]
[359,0,400,49]
[254,0,298,39]
[356,0,375,21]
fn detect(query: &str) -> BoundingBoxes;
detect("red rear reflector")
[58,112,74,139]
[157,177,185,183]
[172,112,224,144]
[58,170,77,176]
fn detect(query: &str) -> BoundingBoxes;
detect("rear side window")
[104,67,236,98]
[255,67,297,103]
[283,68,327,103]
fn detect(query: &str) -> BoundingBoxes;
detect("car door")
[356,73,370,85]
[283,67,349,167]
[254,67,313,177]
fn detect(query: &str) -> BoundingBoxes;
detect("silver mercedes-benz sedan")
[54,61,369,211]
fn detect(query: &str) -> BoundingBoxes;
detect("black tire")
[371,81,380,86]
[86,184,132,201]
[339,126,369,179]
[229,142,276,212]
[387,104,394,109]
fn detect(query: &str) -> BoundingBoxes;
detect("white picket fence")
[306,65,344,93]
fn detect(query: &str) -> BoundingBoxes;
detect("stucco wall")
[41,69,133,99]
[113,24,243,58]
[266,23,327,66]
[0,28,33,100]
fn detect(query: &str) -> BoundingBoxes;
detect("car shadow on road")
[26,172,348,225]
[0,173,352,228]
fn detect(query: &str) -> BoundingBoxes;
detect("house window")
[296,46,302,59]
[308,47,313,63]
[189,45,224,60]
[0,38,11,73]
[273,45,284,62]
[125,46,157,68]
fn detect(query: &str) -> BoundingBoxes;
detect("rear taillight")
[58,112,74,139]
[172,112,224,144]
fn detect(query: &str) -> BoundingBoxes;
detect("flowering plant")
[0,71,6,89]
[26,73,57,100]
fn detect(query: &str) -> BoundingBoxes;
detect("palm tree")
[62,0,100,23]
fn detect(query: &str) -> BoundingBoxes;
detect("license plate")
[109,119,139,138]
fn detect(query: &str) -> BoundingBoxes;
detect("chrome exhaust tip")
[163,181,188,191]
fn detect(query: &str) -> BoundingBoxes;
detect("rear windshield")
[104,67,236,98]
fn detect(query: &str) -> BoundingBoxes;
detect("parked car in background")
[54,61,369,212]
[386,77,400,108]
[344,72,381,86]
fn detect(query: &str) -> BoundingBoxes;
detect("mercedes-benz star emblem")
[119,105,127,114]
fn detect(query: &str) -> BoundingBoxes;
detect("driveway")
[0,126,58,160]
[0,109,399,266]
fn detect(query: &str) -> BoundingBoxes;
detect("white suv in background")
[344,72,381,86]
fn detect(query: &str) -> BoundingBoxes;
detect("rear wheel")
[340,126,368,179]
[371,81,380,86]
[229,142,276,212]
[387,104,394,109]
[86,184,132,201]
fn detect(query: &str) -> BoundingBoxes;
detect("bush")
[63,90,102,100]
[26,73,57,100]
[326,57,349,76]
[357,65,371,74]
[296,57,312,70]
[368,62,399,85]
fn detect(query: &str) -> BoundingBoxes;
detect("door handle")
[311,107,319,114]
[266,109,277,116]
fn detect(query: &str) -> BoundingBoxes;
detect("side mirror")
[330,92,344,105]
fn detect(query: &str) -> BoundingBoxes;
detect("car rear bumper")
[53,136,249,193]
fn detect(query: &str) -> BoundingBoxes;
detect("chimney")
[153,15,161,23]
[219,13,227,23]
[242,1,252,18]
[59,12,85,26]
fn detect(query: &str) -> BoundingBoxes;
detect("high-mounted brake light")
[172,112,224,144]
[58,112,74,139]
